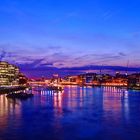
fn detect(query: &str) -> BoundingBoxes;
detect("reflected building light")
[123,93,130,121]
[124,92,129,98]
[0,95,22,127]
[53,91,63,115]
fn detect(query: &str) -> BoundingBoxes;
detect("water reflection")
[0,86,140,140]
[0,95,22,137]
[102,87,129,125]
[0,95,22,116]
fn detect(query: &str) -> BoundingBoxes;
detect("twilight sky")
[0,0,140,77]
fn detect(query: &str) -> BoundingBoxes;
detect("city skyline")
[0,1,140,139]
[0,0,140,77]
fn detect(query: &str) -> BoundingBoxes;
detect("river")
[0,86,140,140]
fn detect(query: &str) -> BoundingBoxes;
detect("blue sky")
[0,0,140,76]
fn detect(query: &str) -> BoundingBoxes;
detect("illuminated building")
[0,61,26,86]
[128,73,140,89]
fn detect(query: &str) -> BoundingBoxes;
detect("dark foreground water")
[0,86,140,140]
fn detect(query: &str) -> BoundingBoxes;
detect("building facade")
[0,61,26,86]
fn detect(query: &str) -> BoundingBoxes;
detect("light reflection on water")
[0,86,140,140]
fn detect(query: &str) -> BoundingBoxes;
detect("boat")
[6,92,33,99]
[45,86,64,91]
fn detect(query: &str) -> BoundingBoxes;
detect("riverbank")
[0,86,28,94]
[61,83,140,90]
[128,86,140,90]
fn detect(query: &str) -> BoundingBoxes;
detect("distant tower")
[126,60,129,75]
[100,64,103,75]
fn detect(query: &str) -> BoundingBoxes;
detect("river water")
[0,86,140,140]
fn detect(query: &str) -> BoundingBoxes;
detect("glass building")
[0,61,21,86]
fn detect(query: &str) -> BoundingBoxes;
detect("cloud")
[0,42,139,71]
[0,43,139,78]
[0,49,7,61]
[118,52,126,56]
